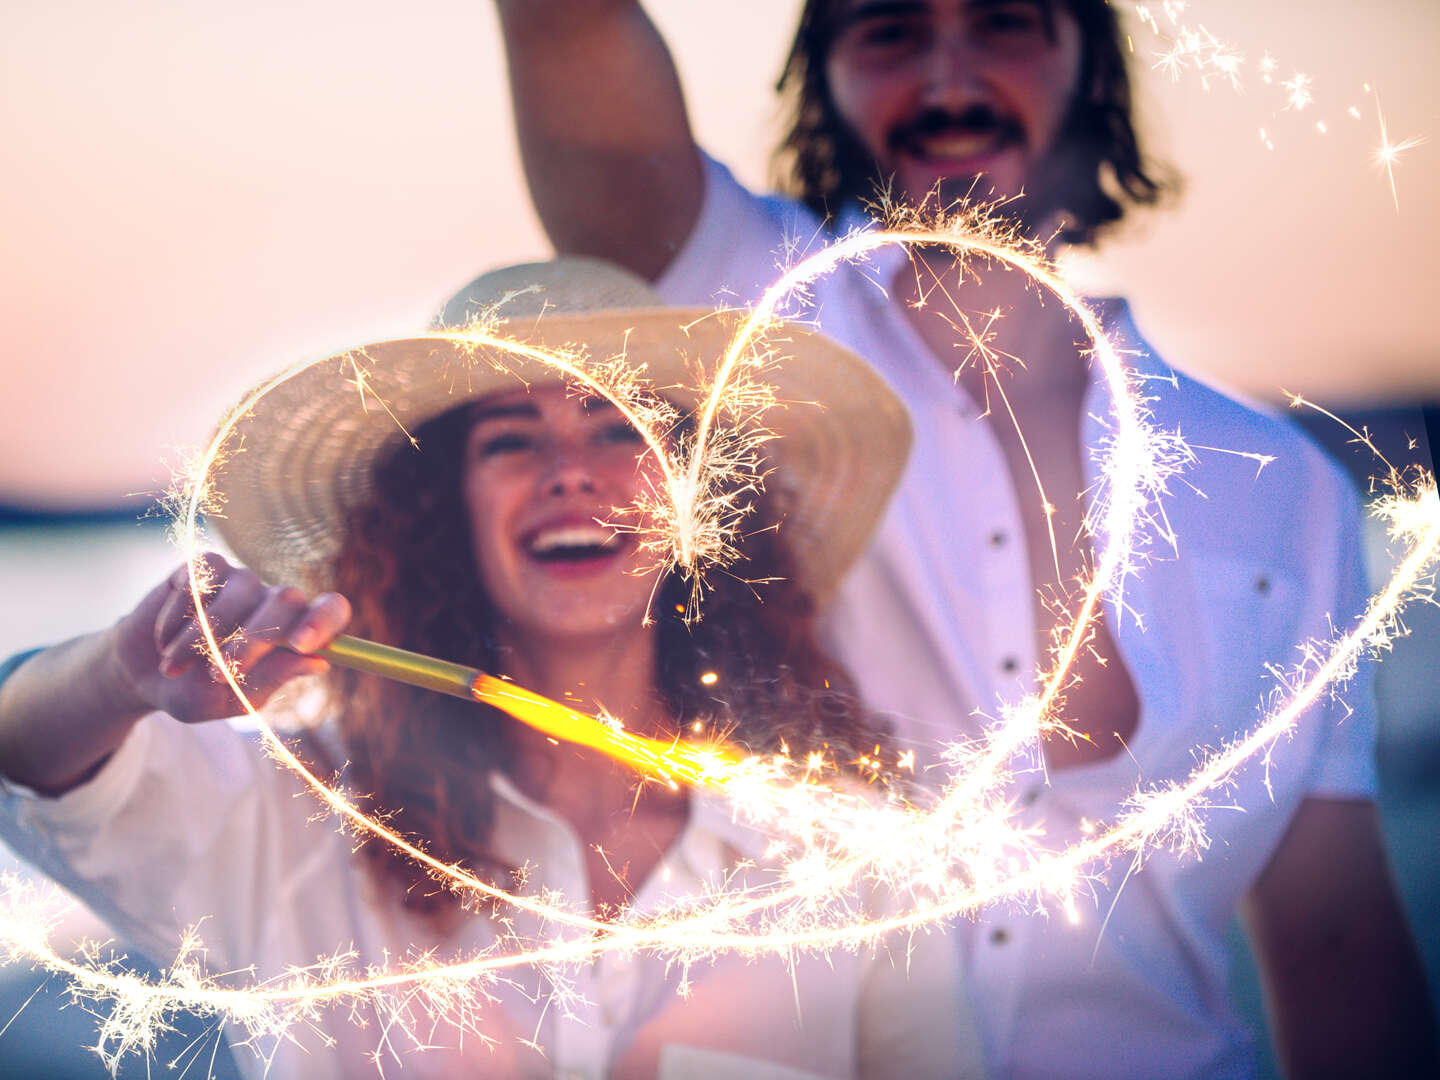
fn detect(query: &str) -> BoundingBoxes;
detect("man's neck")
[896,246,1091,408]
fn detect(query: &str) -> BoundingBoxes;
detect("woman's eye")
[597,421,645,447]
[476,432,535,457]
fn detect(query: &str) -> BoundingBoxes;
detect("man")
[490,1,1436,1075]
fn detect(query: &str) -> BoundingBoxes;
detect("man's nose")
[919,32,988,111]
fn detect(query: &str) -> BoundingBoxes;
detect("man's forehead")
[836,0,1054,18]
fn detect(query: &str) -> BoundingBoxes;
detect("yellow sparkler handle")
[310,634,744,787]
[313,635,481,701]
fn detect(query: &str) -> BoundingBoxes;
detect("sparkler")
[315,634,745,789]
[3,201,1437,1072]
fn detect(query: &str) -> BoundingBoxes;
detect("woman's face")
[462,385,666,645]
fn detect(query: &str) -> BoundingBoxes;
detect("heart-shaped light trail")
[3,204,1436,1072]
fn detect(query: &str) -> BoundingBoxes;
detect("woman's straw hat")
[210,258,910,601]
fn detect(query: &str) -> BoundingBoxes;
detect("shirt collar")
[835,202,912,287]
[831,199,1160,386]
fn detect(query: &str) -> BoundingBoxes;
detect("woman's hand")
[0,552,351,795]
[110,552,352,724]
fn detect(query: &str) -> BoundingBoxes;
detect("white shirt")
[1,713,983,1079]
[655,155,1378,1079]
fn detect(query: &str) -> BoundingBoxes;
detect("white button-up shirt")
[656,155,1378,1079]
[1,713,981,1079]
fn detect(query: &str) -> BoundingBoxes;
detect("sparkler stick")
[314,635,480,701]
[312,635,745,787]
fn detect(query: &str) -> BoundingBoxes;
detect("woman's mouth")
[522,521,627,575]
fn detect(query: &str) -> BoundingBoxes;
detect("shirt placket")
[867,281,1039,725]
[489,777,618,1080]
[550,990,611,1080]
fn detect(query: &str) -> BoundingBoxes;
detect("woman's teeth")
[526,524,621,561]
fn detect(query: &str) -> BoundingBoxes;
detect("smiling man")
[490,1,1436,1076]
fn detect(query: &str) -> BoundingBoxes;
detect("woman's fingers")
[190,590,344,715]
[284,593,353,656]
[225,650,329,711]
[111,553,345,723]
[153,554,235,657]
[157,564,266,677]
[215,585,313,676]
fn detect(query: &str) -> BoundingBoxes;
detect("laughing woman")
[0,260,984,1079]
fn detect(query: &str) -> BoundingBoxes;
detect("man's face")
[824,0,1085,211]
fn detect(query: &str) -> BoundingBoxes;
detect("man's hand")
[1244,796,1438,1078]
[111,553,350,724]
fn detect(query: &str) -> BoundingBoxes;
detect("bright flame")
[470,672,744,789]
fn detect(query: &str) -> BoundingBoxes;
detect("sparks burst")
[2,199,1437,1072]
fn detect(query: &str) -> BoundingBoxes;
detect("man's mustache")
[887,106,1026,154]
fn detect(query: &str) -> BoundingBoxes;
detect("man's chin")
[890,172,1059,236]
[891,167,1023,214]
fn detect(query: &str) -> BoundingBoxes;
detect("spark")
[1370,92,1425,212]
[4,202,1437,1072]
[1281,72,1313,111]
[1127,4,1428,183]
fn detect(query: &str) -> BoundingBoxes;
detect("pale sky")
[2,0,1436,507]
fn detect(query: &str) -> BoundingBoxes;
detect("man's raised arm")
[494,1,703,281]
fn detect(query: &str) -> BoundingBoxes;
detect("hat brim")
[209,307,910,603]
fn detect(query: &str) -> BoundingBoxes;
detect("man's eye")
[851,17,926,51]
[477,432,535,457]
[975,5,1046,37]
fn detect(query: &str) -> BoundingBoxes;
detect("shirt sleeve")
[1300,451,1380,800]
[0,712,337,974]
[0,648,45,689]
[655,153,824,311]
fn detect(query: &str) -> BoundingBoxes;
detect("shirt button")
[1255,575,1271,596]
[1021,786,1041,807]
[989,529,1008,547]
[1000,656,1019,674]
[989,927,1010,946]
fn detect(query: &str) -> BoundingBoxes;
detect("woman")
[0,259,982,1078]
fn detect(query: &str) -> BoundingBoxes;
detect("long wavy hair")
[324,400,877,903]
[772,0,1173,244]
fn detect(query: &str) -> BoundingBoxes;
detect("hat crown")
[434,257,662,329]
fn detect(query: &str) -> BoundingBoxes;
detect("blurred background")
[1,1,1436,1075]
